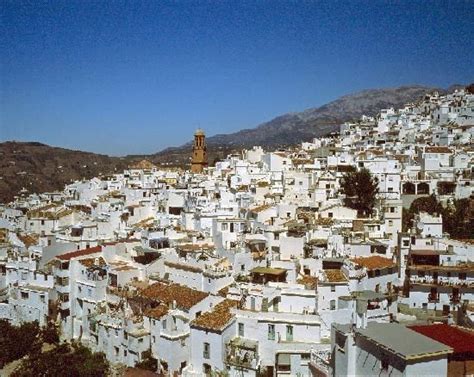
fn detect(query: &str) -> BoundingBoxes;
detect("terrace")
[225,337,259,370]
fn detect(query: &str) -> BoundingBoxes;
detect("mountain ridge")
[149,84,446,163]
[1,83,465,203]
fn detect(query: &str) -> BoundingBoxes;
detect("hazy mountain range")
[0,84,464,203]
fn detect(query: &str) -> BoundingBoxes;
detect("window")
[162,319,167,330]
[330,300,336,310]
[328,212,333,218]
[274,233,279,240]
[381,357,389,371]
[40,295,45,303]
[268,324,275,340]
[21,291,29,300]
[238,323,244,337]
[388,220,393,226]
[203,342,210,359]
[331,285,336,292]
[459,273,467,280]
[402,240,409,247]
[286,325,293,341]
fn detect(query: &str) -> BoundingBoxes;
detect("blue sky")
[1,1,473,155]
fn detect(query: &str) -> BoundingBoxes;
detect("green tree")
[12,342,109,377]
[402,194,444,232]
[466,83,474,94]
[41,321,60,345]
[135,350,158,371]
[442,198,474,239]
[340,168,379,217]
[0,320,41,367]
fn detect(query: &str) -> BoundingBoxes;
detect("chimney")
[355,298,368,329]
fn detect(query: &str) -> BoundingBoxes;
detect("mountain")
[0,142,129,203]
[0,84,459,203]
[149,85,441,164]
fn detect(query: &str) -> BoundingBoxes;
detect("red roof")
[409,324,474,356]
[56,246,102,261]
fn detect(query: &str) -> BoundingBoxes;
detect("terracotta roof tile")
[352,255,396,270]
[141,282,208,310]
[57,246,102,261]
[324,269,348,283]
[191,299,239,332]
[409,324,474,356]
[144,304,169,320]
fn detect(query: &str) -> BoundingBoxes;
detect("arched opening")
[403,182,416,195]
[417,182,430,195]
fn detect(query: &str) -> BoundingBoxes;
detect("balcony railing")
[310,349,331,376]
[225,338,259,370]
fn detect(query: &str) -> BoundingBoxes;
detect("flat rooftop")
[356,322,452,360]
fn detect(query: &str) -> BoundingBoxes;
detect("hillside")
[0,142,129,203]
[149,85,442,165]
[1,84,458,203]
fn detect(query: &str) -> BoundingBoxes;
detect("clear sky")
[1,1,473,155]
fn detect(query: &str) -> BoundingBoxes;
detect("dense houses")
[0,87,473,376]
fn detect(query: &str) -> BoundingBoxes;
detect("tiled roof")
[191,299,239,332]
[56,246,102,261]
[297,275,318,289]
[249,204,273,213]
[425,146,452,153]
[409,324,474,356]
[144,304,169,320]
[17,233,39,248]
[141,282,208,310]
[79,256,107,268]
[352,255,396,270]
[251,267,287,276]
[324,269,348,283]
[164,261,202,273]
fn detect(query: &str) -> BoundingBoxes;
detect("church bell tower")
[191,128,208,173]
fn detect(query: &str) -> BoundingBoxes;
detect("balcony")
[309,349,331,377]
[450,295,461,304]
[225,337,259,371]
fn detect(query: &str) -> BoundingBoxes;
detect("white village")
[1,87,473,376]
